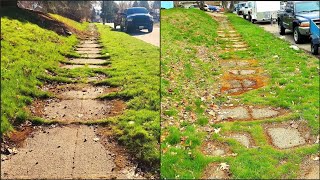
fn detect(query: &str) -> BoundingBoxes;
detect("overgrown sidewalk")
[1,8,159,179]
[161,9,319,179]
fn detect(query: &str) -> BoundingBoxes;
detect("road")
[105,23,160,47]
[257,22,320,58]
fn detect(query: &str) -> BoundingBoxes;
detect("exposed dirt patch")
[6,127,34,147]
[220,72,268,95]
[200,140,232,157]
[97,127,153,178]
[201,163,231,179]
[30,99,125,122]
[263,120,317,149]
[298,154,320,179]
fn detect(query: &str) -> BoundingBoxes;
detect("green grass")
[0,9,85,134]
[49,13,89,31]
[95,24,160,171]
[161,8,319,179]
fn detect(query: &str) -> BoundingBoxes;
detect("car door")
[283,2,293,29]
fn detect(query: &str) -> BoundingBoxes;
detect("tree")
[139,1,150,10]
[196,1,205,10]
[152,1,161,9]
[132,1,139,7]
[173,1,180,8]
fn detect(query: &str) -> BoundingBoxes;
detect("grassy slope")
[161,9,319,179]
[0,10,89,133]
[161,8,220,179]
[96,25,160,169]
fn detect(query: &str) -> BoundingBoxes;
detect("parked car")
[208,5,220,12]
[278,1,320,44]
[236,2,247,15]
[189,4,200,9]
[310,18,320,54]
[114,7,154,33]
[248,1,281,23]
[242,2,253,20]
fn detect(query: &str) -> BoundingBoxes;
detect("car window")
[295,1,320,13]
[127,8,148,15]
[248,2,253,8]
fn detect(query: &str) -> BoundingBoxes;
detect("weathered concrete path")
[1,24,142,179]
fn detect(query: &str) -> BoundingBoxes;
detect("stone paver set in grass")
[201,13,318,179]
[1,24,142,179]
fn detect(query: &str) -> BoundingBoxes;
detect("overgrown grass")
[161,8,319,179]
[95,25,160,171]
[1,9,87,134]
[49,13,89,31]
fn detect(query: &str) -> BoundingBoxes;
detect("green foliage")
[1,13,79,134]
[49,13,89,31]
[161,9,319,179]
[96,24,160,169]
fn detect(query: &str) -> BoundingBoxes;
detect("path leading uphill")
[1,24,143,179]
[199,13,319,179]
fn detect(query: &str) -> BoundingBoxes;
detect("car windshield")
[295,1,320,13]
[127,8,148,15]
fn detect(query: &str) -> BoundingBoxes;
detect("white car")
[242,2,253,20]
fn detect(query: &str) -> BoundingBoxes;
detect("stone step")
[69,58,107,65]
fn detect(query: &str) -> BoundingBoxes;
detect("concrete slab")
[80,40,98,44]
[267,127,306,149]
[229,134,251,148]
[219,106,250,120]
[239,70,256,75]
[0,126,126,179]
[38,99,125,122]
[80,54,104,59]
[77,44,102,48]
[242,79,256,88]
[76,50,101,54]
[229,80,242,88]
[251,108,279,119]
[44,84,118,99]
[69,58,107,65]
[62,64,106,69]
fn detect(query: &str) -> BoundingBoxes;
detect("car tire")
[293,26,304,44]
[148,26,153,33]
[248,14,252,22]
[311,42,319,55]
[243,15,247,19]
[279,21,285,35]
